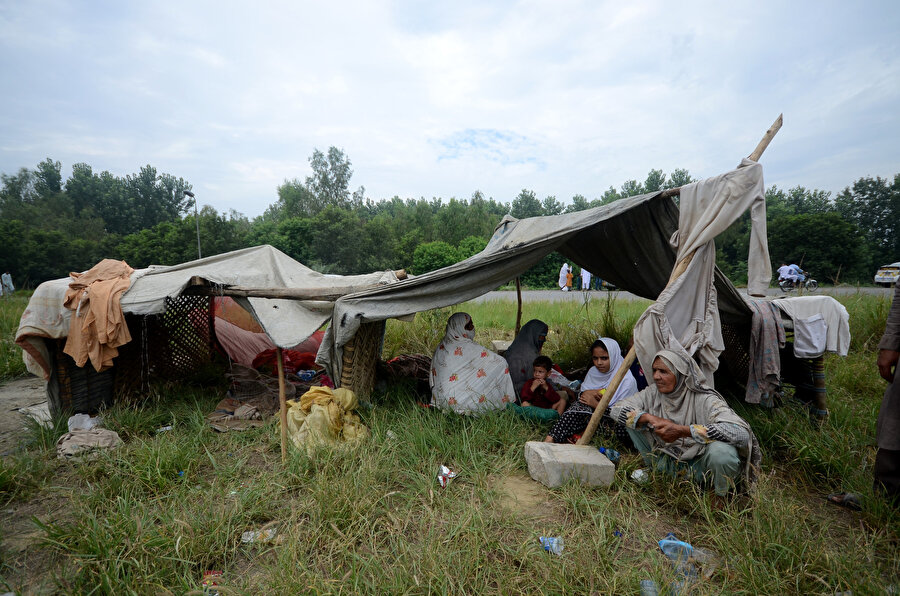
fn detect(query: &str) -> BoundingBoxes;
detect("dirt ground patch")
[0,376,47,456]
[494,472,566,522]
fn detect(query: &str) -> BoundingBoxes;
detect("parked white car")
[875,262,900,286]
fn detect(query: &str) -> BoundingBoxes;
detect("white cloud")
[0,0,898,215]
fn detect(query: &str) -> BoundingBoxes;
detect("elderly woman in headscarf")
[609,350,761,497]
[505,319,550,399]
[544,337,638,443]
[430,312,516,414]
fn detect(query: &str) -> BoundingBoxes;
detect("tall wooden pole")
[515,277,523,336]
[576,114,783,446]
[277,347,288,463]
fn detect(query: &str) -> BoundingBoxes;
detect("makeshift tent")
[16,245,402,415]
[317,161,847,412]
[318,164,757,385]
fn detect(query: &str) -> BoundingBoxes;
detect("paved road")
[470,286,893,303]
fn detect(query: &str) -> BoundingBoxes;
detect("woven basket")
[340,320,386,400]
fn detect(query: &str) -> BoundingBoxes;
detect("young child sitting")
[544,337,638,443]
[520,356,567,416]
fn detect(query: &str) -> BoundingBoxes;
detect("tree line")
[2,149,898,288]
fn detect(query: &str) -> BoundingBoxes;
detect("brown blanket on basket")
[63,259,134,372]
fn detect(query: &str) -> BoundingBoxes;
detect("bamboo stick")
[515,277,523,336]
[277,347,288,463]
[657,114,783,200]
[576,114,782,446]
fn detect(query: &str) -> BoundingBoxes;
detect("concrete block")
[491,340,512,355]
[524,441,615,488]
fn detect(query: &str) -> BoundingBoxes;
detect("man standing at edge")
[829,281,900,511]
[874,281,900,507]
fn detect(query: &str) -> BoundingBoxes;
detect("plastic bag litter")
[241,527,277,544]
[437,465,457,488]
[67,413,102,432]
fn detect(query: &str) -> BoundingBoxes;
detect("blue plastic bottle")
[597,446,621,464]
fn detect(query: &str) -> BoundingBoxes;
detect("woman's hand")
[637,414,690,442]
[578,389,602,408]
[652,419,690,442]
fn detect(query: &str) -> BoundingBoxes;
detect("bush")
[411,241,460,274]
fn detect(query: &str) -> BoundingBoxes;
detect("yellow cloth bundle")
[285,386,368,455]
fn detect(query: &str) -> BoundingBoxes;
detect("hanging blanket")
[745,300,785,406]
[63,259,134,372]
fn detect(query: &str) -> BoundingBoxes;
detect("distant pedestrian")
[565,267,574,291]
[581,268,591,291]
[558,263,570,291]
[1,271,13,297]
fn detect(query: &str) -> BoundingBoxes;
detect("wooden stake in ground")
[515,277,523,336]
[576,113,783,446]
[277,346,288,463]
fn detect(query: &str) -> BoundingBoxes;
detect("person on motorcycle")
[777,263,799,284]
[789,263,806,282]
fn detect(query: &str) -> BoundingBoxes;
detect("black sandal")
[826,492,862,511]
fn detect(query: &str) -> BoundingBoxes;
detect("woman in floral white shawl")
[430,313,515,414]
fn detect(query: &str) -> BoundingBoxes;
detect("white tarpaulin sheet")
[632,159,770,382]
[17,245,399,378]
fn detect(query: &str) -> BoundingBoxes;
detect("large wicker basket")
[339,320,386,400]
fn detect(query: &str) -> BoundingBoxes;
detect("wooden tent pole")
[515,277,523,336]
[576,114,782,446]
[657,113,783,200]
[277,347,288,463]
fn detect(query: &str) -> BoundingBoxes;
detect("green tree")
[305,146,360,213]
[124,165,192,233]
[620,179,644,197]
[457,235,487,259]
[510,189,542,219]
[598,186,621,205]
[664,168,694,190]
[768,212,868,283]
[411,241,460,274]
[566,194,591,213]
[33,158,63,200]
[644,169,666,193]
[541,195,563,215]
[274,179,318,218]
[309,206,366,273]
[834,174,900,270]
[434,198,470,246]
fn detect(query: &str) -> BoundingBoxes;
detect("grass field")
[1,292,898,594]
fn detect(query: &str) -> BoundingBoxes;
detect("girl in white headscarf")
[545,337,638,443]
[430,312,516,414]
[609,349,761,496]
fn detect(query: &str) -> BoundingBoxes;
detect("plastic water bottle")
[539,536,564,555]
[658,535,698,580]
[639,579,660,596]
[597,446,620,464]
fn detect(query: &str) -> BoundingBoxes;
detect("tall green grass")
[1,293,899,594]
[0,291,30,381]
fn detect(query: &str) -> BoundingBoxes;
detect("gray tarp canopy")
[318,183,753,384]
[17,245,400,379]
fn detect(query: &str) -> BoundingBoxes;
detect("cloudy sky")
[1,1,898,217]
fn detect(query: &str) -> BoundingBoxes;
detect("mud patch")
[495,473,559,518]
[0,376,47,456]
